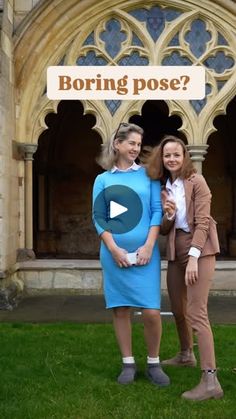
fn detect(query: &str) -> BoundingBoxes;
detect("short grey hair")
[96,122,144,170]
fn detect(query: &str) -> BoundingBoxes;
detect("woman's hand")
[101,232,131,268]
[185,256,198,286]
[136,244,152,266]
[164,198,176,218]
[110,246,131,268]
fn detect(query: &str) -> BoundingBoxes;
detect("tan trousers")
[167,230,216,370]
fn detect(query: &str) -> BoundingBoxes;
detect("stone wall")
[13,260,236,295]
[0,0,19,279]
[14,0,41,28]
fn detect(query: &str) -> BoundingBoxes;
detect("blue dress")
[92,167,162,309]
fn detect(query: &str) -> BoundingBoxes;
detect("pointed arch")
[14,0,236,146]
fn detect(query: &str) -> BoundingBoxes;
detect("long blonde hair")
[96,122,144,170]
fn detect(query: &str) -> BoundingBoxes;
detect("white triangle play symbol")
[110,200,128,219]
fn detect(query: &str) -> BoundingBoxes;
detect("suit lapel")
[184,178,194,215]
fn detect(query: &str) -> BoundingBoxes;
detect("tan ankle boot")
[182,371,224,401]
[161,349,197,367]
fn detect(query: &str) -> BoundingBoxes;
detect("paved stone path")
[0,295,235,324]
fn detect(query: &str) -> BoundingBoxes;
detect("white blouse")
[166,177,201,259]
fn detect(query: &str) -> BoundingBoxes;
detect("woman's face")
[114,132,142,165]
[162,141,184,179]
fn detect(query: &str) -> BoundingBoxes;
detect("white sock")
[122,356,135,364]
[206,369,216,374]
[147,356,160,364]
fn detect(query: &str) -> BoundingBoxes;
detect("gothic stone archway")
[33,100,102,258]
[14,0,236,258]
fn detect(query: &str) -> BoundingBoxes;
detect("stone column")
[18,143,38,259]
[186,145,209,174]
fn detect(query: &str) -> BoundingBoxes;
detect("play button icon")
[93,185,143,234]
[110,201,128,218]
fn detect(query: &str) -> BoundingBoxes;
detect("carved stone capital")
[186,145,209,163]
[18,143,38,161]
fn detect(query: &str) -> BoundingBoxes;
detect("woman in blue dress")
[92,123,169,386]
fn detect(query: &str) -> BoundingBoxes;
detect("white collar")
[166,177,183,190]
[111,162,141,173]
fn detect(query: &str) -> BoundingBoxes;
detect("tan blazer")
[161,174,220,261]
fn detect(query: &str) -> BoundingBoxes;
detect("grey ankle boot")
[161,349,197,367]
[182,370,224,401]
[117,363,137,384]
[147,363,170,387]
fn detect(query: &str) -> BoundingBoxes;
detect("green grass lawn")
[0,322,235,419]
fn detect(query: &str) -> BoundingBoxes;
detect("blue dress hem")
[106,304,161,310]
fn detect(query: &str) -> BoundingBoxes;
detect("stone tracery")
[14,0,236,146]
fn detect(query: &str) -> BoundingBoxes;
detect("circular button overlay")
[93,185,143,234]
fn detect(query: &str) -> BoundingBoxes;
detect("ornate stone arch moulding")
[14,0,236,145]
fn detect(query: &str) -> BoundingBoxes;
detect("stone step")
[12,259,236,295]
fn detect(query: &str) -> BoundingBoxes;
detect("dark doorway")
[33,100,183,259]
[33,100,102,258]
[129,100,184,147]
[203,96,236,257]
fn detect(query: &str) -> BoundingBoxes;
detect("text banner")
[47,66,205,100]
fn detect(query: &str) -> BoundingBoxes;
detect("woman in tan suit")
[147,135,223,401]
